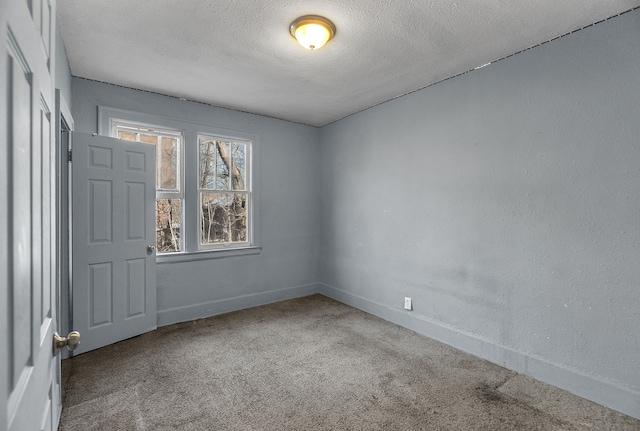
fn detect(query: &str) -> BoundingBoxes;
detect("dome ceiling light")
[290,15,336,50]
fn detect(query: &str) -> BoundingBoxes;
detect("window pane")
[198,137,216,189]
[156,198,182,253]
[118,130,137,141]
[231,143,246,191]
[216,141,230,190]
[200,192,247,244]
[139,133,157,145]
[159,136,178,190]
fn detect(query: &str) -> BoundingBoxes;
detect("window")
[198,135,250,249]
[112,122,183,254]
[100,105,261,261]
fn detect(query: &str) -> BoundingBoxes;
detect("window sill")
[156,246,262,264]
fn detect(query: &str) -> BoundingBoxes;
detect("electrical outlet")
[404,297,412,310]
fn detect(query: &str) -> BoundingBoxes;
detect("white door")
[71,132,157,354]
[0,0,59,430]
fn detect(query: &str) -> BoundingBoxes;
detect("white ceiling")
[58,0,640,127]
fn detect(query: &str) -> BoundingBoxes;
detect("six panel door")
[72,132,157,354]
[1,0,59,430]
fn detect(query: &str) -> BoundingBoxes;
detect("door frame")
[55,90,74,360]
[0,6,8,429]
[53,89,74,427]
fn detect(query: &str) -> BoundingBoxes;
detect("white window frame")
[197,134,252,250]
[98,106,261,263]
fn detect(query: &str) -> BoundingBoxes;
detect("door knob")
[147,244,156,253]
[53,331,81,354]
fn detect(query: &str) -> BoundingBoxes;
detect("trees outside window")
[198,136,250,248]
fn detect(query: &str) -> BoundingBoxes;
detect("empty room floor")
[59,295,640,430]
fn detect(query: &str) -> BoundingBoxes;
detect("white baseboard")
[157,283,321,327]
[319,282,640,420]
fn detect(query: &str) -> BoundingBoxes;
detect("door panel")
[1,0,57,430]
[72,133,157,354]
[9,39,33,396]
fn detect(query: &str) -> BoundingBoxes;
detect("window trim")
[98,106,261,260]
[156,246,262,264]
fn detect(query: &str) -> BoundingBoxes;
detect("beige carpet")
[60,295,639,430]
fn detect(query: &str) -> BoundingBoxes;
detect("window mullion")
[156,135,162,189]
[214,140,218,192]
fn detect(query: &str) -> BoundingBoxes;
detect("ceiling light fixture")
[290,15,336,50]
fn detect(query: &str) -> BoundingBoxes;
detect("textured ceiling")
[58,0,640,127]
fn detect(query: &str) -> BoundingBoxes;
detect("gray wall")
[55,21,72,106]
[319,9,640,419]
[71,77,321,325]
